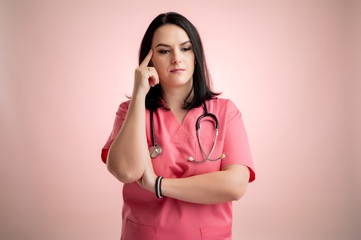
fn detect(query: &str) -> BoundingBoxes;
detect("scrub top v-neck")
[101,97,255,240]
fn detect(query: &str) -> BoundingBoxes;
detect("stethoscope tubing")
[149,101,224,162]
[150,108,156,147]
[194,129,223,163]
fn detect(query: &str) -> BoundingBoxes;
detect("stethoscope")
[149,102,225,163]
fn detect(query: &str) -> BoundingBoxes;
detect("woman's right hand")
[133,49,159,96]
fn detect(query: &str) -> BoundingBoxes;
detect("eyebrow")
[154,40,191,48]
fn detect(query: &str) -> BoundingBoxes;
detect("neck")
[161,85,193,110]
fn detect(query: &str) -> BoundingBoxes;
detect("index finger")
[139,49,153,67]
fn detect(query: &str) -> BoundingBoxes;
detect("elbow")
[224,164,251,201]
[229,184,248,201]
[108,166,142,183]
[107,163,143,183]
[231,189,246,201]
[106,156,143,183]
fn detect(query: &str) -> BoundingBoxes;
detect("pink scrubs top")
[101,97,255,240]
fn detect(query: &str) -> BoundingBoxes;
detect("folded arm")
[138,163,250,204]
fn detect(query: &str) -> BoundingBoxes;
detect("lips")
[170,68,185,72]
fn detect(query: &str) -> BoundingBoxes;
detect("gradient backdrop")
[1,0,360,239]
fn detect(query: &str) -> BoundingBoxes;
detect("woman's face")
[150,24,195,90]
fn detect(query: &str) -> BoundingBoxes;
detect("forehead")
[152,24,191,46]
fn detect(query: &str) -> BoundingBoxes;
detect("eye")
[182,47,192,51]
[159,49,170,54]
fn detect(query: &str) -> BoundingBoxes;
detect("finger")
[147,69,159,87]
[139,49,153,68]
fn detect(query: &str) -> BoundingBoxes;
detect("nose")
[171,50,182,64]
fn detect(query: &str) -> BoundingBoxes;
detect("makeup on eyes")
[158,47,192,54]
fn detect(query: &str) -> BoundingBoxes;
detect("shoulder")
[119,100,131,108]
[115,100,131,116]
[206,97,241,116]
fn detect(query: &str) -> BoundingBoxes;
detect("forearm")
[107,92,149,183]
[161,165,250,204]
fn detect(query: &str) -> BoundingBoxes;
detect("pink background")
[1,0,360,239]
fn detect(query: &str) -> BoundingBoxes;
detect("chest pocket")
[149,137,197,178]
[194,135,224,175]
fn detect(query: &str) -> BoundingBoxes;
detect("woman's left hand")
[137,157,157,193]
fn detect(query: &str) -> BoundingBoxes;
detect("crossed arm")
[143,163,250,204]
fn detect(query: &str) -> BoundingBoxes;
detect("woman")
[101,12,255,240]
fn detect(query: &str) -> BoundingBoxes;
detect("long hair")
[139,12,219,110]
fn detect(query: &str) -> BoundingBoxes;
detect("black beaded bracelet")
[155,176,164,198]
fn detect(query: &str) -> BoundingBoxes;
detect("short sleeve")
[221,100,255,182]
[101,101,130,164]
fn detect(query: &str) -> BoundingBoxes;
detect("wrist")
[148,178,156,194]
[155,176,164,198]
[132,89,147,100]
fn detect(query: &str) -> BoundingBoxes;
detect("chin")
[162,79,192,88]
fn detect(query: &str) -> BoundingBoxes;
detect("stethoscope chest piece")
[149,144,162,158]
